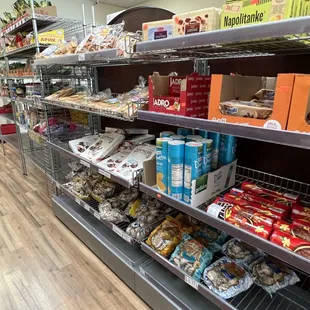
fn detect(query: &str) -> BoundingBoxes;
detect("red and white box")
[149,72,211,117]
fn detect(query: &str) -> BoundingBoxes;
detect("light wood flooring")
[0,145,150,310]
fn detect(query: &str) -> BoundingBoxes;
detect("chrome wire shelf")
[141,242,310,310]
[139,165,310,274]
[137,111,310,151]
[0,44,49,59]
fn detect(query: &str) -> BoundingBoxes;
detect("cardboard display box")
[208,74,296,130]
[287,74,310,133]
[143,158,236,208]
[148,72,211,118]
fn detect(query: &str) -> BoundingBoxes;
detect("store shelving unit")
[2,6,310,309]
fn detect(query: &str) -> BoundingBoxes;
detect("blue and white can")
[160,131,175,138]
[170,135,186,141]
[208,132,221,171]
[177,128,193,137]
[219,135,237,167]
[197,138,213,175]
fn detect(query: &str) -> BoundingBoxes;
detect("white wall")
[138,0,225,14]
[0,0,123,24]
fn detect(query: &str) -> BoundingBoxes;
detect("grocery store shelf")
[25,149,47,174]
[138,111,310,150]
[2,14,83,36]
[55,181,137,245]
[40,98,138,122]
[1,133,19,151]
[141,242,234,310]
[139,181,310,274]
[136,17,310,58]
[141,243,310,310]
[47,140,139,188]
[0,44,49,59]
[34,48,119,66]
[0,113,14,122]
[52,195,147,289]
[137,259,220,310]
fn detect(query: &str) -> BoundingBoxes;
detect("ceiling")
[100,0,146,8]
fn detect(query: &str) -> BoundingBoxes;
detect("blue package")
[208,132,221,171]
[219,135,237,167]
[169,234,213,281]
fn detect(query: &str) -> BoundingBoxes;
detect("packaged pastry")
[270,229,310,259]
[126,219,158,241]
[81,133,125,163]
[173,8,221,36]
[293,216,310,230]
[291,205,310,219]
[224,194,285,221]
[98,205,129,224]
[142,19,173,41]
[146,216,182,257]
[169,234,213,281]
[230,188,291,214]
[248,257,300,294]
[75,23,124,53]
[241,182,300,207]
[196,223,228,245]
[116,31,138,57]
[69,135,100,154]
[202,257,253,299]
[219,100,273,119]
[98,148,133,171]
[117,187,140,210]
[253,89,275,101]
[222,238,264,268]
[90,180,116,203]
[273,220,310,242]
[114,144,156,183]
[206,199,273,239]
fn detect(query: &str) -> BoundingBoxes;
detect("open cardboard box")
[148,72,210,118]
[25,6,57,16]
[143,158,237,208]
[208,74,296,130]
[287,74,310,133]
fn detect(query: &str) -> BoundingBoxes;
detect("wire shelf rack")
[139,165,310,274]
[0,44,49,59]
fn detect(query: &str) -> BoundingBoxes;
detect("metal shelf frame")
[138,111,310,150]
[139,165,310,275]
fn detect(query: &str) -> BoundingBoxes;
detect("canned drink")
[197,139,213,175]
[186,135,204,142]
[160,131,175,138]
[219,135,237,167]
[156,138,173,194]
[168,140,185,201]
[170,135,186,141]
[195,130,208,139]
[208,132,221,171]
[177,128,193,136]
[183,142,203,204]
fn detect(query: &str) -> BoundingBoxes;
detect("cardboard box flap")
[150,72,169,96]
[143,158,156,186]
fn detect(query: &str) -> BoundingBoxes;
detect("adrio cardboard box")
[148,72,211,117]
[287,75,310,133]
[208,74,296,130]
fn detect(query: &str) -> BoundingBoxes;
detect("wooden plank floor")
[0,145,150,310]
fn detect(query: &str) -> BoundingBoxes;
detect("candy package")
[203,257,253,299]
[222,238,264,268]
[169,234,213,281]
[193,234,221,254]
[90,180,116,203]
[146,216,181,257]
[248,257,300,295]
[98,205,129,224]
[69,135,99,154]
[292,205,310,219]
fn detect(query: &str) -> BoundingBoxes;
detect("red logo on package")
[152,96,181,112]
[169,76,185,96]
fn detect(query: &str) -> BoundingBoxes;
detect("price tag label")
[112,225,123,238]
[56,182,60,189]
[98,169,110,179]
[94,212,100,220]
[78,54,85,61]
[122,233,132,243]
[140,267,146,277]
[185,275,199,290]
[84,204,90,212]
[75,197,81,205]
[80,160,90,168]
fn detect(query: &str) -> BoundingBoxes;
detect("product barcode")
[140,267,146,277]
[94,212,100,220]
[112,225,123,238]
[78,54,85,61]
[98,168,110,179]
[80,160,90,168]
[185,275,199,290]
